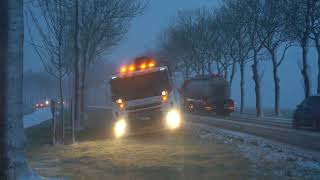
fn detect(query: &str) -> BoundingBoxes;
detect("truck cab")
[108,57,182,138]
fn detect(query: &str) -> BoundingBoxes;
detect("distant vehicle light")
[114,119,127,138]
[129,65,135,71]
[140,63,146,69]
[160,67,166,71]
[40,103,43,107]
[161,90,168,96]
[121,66,127,73]
[161,90,168,102]
[45,100,49,105]
[116,99,123,104]
[116,98,125,109]
[148,62,155,68]
[162,95,168,102]
[166,109,181,129]
[36,103,39,107]
[111,76,117,79]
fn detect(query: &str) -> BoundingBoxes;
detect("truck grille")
[128,107,163,129]
[126,102,162,111]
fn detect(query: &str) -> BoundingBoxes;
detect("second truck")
[180,74,235,116]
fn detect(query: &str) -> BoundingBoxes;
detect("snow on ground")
[189,122,320,179]
[24,108,52,128]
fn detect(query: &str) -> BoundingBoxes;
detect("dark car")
[293,96,320,130]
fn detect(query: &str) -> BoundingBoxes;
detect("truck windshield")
[110,70,172,101]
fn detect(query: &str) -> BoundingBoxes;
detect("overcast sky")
[24,0,319,109]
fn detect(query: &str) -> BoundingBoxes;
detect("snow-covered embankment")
[23,108,52,128]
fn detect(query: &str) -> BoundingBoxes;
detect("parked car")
[293,96,320,130]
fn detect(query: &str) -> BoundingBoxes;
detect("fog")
[24,0,319,109]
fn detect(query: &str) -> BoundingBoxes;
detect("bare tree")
[237,0,265,117]
[72,0,80,143]
[310,0,320,95]
[77,0,146,126]
[1,0,41,179]
[0,1,5,176]
[222,0,251,114]
[286,0,315,98]
[215,7,238,88]
[158,15,198,77]
[258,0,291,116]
[26,0,73,144]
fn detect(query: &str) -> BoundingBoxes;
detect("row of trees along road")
[157,0,320,117]
[26,0,147,144]
[1,0,146,178]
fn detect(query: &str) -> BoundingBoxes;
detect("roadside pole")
[50,100,56,145]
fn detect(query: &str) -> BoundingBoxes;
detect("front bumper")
[113,107,182,138]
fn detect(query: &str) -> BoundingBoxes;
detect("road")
[26,108,320,180]
[188,114,320,152]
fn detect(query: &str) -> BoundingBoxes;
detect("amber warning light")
[120,61,156,74]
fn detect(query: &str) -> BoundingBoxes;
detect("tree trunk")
[315,41,320,95]
[317,47,320,95]
[2,0,39,178]
[224,65,228,79]
[80,57,87,124]
[57,37,64,143]
[201,62,205,75]
[240,60,245,114]
[73,0,80,143]
[58,74,64,143]
[52,108,56,145]
[252,51,262,117]
[216,61,222,75]
[184,65,190,79]
[229,60,236,89]
[0,0,8,177]
[301,44,311,98]
[270,50,280,116]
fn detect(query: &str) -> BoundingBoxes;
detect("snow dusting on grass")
[189,122,320,179]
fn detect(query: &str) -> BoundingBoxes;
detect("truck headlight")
[114,119,127,138]
[166,109,181,129]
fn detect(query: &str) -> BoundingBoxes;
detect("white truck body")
[108,66,182,137]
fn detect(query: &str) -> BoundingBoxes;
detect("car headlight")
[114,119,127,138]
[166,109,181,129]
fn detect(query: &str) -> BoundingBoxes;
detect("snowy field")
[24,108,52,128]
